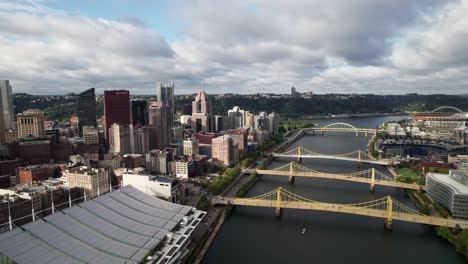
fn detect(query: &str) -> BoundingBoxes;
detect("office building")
[122,170,178,202]
[191,89,213,132]
[175,159,196,178]
[103,90,130,139]
[16,165,55,184]
[130,125,150,154]
[82,126,99,144]
[227,106,250,129]
[427,170,468,219]
[148,101,171,149]
[184,138,199,156]
[156,82,175,129]
[64,166,110,198]
[145,149,172,175]
[0,80,14,143]
[77,88,96,136]
[108,123,131,155]
[212,135,234,166]
[16,109,45,139]
[131,100,148,126]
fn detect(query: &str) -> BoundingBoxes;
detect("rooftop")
[0,185,204,264]
[428,171,468,194]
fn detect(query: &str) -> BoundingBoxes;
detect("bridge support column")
[297,147,302,164]
[321,130,324,136]
[370,168,376,192]
[384,196,393,230]
[276,188,283,217]
[355,131,359,137]
[289,162,295,184]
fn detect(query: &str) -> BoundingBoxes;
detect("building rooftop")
[428,171,468,194]
[0,185,204,264]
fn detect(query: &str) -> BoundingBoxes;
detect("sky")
[1,0,468,95]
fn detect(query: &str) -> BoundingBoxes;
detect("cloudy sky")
[1,0,467,95]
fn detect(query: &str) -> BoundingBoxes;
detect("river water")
[202,116,465,264]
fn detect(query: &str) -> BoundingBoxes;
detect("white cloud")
[0,0,467,94]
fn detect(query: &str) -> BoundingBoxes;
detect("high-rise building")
[103,90,130,139]
[212,135,234,166]
[109,123,131,155]
[0,81,14,143]
[156,82,175,130]
[130,125,150,154]
[64,166,110,198]
[148,101,171,149]
[227,129,248,151]
[227,106,250,129]
[183,138,199,156]
[131,100,148,126]
[16,109,45,139]
[82,126,99,144]
[191,89,213,132]
[77,88,96,137]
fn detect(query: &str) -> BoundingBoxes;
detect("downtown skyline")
[1,0,468,95]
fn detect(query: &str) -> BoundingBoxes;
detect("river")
[202,116,465,264]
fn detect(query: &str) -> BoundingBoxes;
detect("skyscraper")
[156,82,175,128]
[131,100,148,126]
[148,101,172,149]
[77,88,97,137]
[0,80,14,143]
[103,90,130,139]
[191,89,213,132]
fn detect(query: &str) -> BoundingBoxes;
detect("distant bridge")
[431,106,464,113]
[244,161,424,191]
[212,187,468,229]
[303,123,381,136]
[272,146,395,165]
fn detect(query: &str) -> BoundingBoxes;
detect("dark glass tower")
[103,90,130,139]
[131,100,148,126]
[77,88,97,136]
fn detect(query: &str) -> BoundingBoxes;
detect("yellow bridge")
[303,122,381,136]
[272,146,395,165]
[246,161,424,191]
[212,187,468,229]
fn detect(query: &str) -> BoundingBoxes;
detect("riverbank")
[280,112,407,121]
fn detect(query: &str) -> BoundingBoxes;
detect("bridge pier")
[321,131,324,136]
[369,184,375,192]
[289,175,295,184]
[275,208,282,217]
[384,219,393,230]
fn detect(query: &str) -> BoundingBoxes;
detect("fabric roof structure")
[0,185,199,264]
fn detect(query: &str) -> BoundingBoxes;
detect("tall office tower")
[212,135,234,166]
[156,82,175,129]
[109,123,131,155]
[77,88,97,137]
[191,89,213,132]
[148,101,172,149]
[103,90,130,139]
[0,80,14,143]
[16,109,45,138]
[227,106,250,129]
[130,125,150,154]
[131,100,148,126]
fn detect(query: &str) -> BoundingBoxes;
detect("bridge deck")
[256,170,425,190]
[273,154,391,165]
[214,199,466,228]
